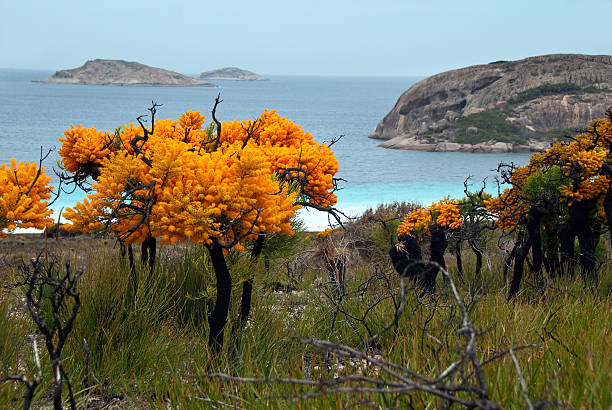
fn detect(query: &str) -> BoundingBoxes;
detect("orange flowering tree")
[483,109,612,297]
[392,198,462,292]
[0,157,54,240]
[58,100,340,353]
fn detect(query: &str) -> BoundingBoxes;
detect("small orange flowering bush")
[397,198,463,237]
[0,159,54,239]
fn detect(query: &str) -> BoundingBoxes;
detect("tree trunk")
[529,210,545,289]
[237,236,265,332]
[454,241,464,284]
[390,234,425,281]
[508,205,547,299]
[570,201,598,288]
[604,189,612,249]
[468,238,483,278]
[141,235,156,270]
[508,235,532,300]
[206,242,232,355]
[542,221,560,278]
[52,359,62,410]
[504,232,523,284]
[127,244,137,294]
[425,226,447,293]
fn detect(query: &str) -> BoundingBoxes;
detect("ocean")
[0,69,531,230]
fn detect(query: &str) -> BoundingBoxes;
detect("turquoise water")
[0,69,530,230]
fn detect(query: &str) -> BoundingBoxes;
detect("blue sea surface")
[0,69,531,230]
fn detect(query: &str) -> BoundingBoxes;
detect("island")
[369,54,612,153]
[38,59,215,87]
[199,67,267,81]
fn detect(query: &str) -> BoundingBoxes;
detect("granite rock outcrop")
[370,54,612,152]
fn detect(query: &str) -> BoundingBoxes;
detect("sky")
[1,0,611,77]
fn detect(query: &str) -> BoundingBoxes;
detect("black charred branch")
[206,242,232,356]
[18,258,82,410]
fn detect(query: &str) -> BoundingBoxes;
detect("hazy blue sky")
[1,0,611,76]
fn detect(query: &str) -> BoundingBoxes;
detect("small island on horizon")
[37,59,215,87]
[199,67,267,81]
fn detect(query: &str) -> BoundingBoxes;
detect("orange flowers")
[60,108,337,248]
[397,198,462,237]
[0,159,54,239]
[59,125,114,173]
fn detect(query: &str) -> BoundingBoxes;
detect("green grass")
[454,110,526,144]
[509,83,611,106]
[0,229,610,408]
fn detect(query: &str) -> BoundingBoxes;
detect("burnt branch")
[210,94,223,152]
[0,339,43,410]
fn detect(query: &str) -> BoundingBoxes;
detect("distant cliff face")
[41,59,214,87]
[199,67,267,81]
[370,54,612,152]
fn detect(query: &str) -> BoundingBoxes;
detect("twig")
[509,348,534,410]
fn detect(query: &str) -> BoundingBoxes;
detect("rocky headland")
[370,54,612,153]
[199,67,267,81]
[39,59,215,87]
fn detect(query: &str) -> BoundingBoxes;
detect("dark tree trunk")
[141,235,156,270]
[570,201,598,288]
[529,210,545,288]
[390,234,425,281]
[237,236,265,332]
[454,241,464,284]
[558,221,575,277]
[52,359,62,410]
[468,238,483,278]
[206,242,232,355]
[604,189,612,249]
[508,235,532,300]
[504,232,523,283]
[127,244,137,294]
[542,222,561,278]
[509,206,547,299]
[425,226,448,293]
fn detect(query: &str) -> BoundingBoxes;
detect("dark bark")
[52,360,62,410]
[237,236,265,332]
[504,232,523,283]
[542,223,560,278]
[141,235,156,270]
[454,242,464,284]
[508,206,547,299]
[558,221,575,277]
[468,238,482,278]
[127,244,137,294]
[569,201,598,288]
[604,189,612,249]
[508,235,532,300]
[207,242,232,355]
[389,234,425,283]
[425,226,448,293]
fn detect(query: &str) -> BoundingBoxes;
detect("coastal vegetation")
[0,104,611,408]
